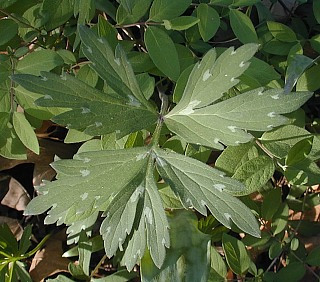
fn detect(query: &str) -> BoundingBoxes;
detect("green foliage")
[1,0,320,281]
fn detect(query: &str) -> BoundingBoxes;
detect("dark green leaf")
[305,246,320,266]
[222,233,251,275]
[229,9,258,44]
[271,203,289,235]
[197,4,220,42]
[274,262,306,282]
[0,19,18,46]
[313,0,320,24]
[269,240,282,259]
[145,26,180,81]
[116,0,152,25]
[149,0,192,22]
[261,189,281,221]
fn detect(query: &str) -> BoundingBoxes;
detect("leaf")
[163,16,199,31]
[141,210,211,282]
[284,54,313,93]
[261,189,281,221]
[232,156,275,195]
[74,0,95,24]
[271,203,288,235]
[313,0,320,24]
[149,0,192,22]
[0,61,10,84]
[269,240,282,259]
[16,50,64,76]
[296,63,320,91]
[154,148,261,237]
[116,0,152,25]
[12,71,158,137]
[165,51,312,149]
[76,64,98,88]
[197,4,220,42]
[97,14,118,50]
[78,25,152,109]
[222,233,251,275]
[210,246,227,280]
[0,19,18,46]
[305,246,320,266]
[229,9,258,44]
[274,262,306,282]
[13,112,39,155]
[144,26,180,81]
[267,21,297,42]
[285,138,312,166]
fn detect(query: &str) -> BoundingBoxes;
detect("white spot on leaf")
[95,195,101,200]
[44,94,53,100]
[95,121,102,127]
[136,152,148,161]
[178,100,201,115]
[202,69,212,81]
[60,74,67,80]
[106,226,111,234]
[81,107,90,114]
[87,46,92,54]
[186,198,193,206]
[200,200,207,207]
[130,185,144,202]
[41,76,48,81]
[235,141,241,145]
[230,77,235,82]
[127,95,141,107]
[80,192,88,200]
[231,50,236,55]
[98,38,104,43]
[267,112,276,118]
[258,91,263,96]
[161,238,166,245]
[267,125,273,129]
[83,157,91,163]
[214,138,220,144]
[144,207,153,225]
[80,169,90,177]
[52,203,57,209]
[114,58,120,66]
[271,94,279,99]
[227,125,237,132]
[239,61,245,68]
[214,184,225,192]
[224,213,231,221]
[119,238,123,251]
[81,225,86,230]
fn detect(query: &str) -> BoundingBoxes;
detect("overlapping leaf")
[12,71,157,137]
[165,44,313,149]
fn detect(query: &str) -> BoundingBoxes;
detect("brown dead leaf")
[0,175,30,211]
[0,216,23,240]
[29,230,71,282]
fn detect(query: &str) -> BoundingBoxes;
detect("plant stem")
[115,21,161,29]
[90,254,107,279]
[9,56,16,113]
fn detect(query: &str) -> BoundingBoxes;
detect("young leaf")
[149,0,192,22]
[154,148,261,237]
[229,9,258,44]
[12,72,158,137]
[267,21,297,42]
[163,16,199,31]
[13,112,40,154]
[144,26,180,81]
[197,4,220,42]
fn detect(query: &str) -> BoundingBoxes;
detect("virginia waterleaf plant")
[11,25,313,270]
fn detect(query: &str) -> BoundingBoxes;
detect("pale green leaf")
[229,10,258,44]
[144,26,180,81]
[16,50,64,76]
[197,4,220,42]
[154,148,261,237]
[163,16,199,31]
[76,64,98,88]
[64,129,92,144]
[222,233,251,275]
[56,49,76,65]
[12,72,158,137]
[296,64,320,91]
[12,112,39,154]
[166,85,312,149]
[78,26,152,109]
[149,0,192,22]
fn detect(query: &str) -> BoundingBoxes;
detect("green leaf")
[18,225,32,254]
[78,25,152,109]
[56,49,76,65]
[149,0,192,22]
[271,203,289,235]
[154,148,261,237]
[12,71,158,137]
[229,9,258,44]
[16,49,64,76]
[285,138,312,166]
[165,47,312,149]
[97,15,118,50]
[313,0,320,24]
[0,0,18,9]
[76,64,98,88]
[145,26,180,81]
[274,262,306,282]
[269,240,282,259]
[267,21,297,42]
[216,142,259,176]
[222,233,251,275]
[41,0,74,30]
[284,54,313,93]
[74,0,95,24]
[64,129,92,144]
[197,4,220,42]
[261,189,281,221]
[232,156,275,195]
[163,16,199,31]
[141,210,211,282]
[210,246,227,280]
[297,63,320,91]
[0,224,18,255]
[13,112,39,154]
[116,0,152,25]
[0,61,10,84]
[306,246,320,266]
[0,19,18,46]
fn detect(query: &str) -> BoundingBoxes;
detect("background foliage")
[0,0,320,281]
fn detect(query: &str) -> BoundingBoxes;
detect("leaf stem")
[151,90,168,147]
[90,254,107,279]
